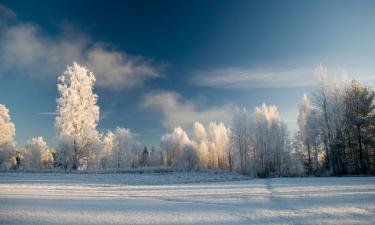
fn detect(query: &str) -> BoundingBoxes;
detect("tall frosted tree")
[160,123,231,170]
[298,94,313,174]
[207,122,231,169]
[109,127,133,169]
[160,126,191,166]
[311,64,333,172]
[55,62,101,170]
[0,104,16,169]
[253,104,297,176]
[101,130,114,169]
[231,108,252,174]
[193,122,209,168]
[230,104,299,176]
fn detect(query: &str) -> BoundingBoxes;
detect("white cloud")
[141,90,232,129]
[0,4,163,89]
[190,67,316,89]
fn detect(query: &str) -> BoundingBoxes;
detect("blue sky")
[1,0,375,148]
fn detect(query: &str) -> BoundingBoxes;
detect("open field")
[0,173,375,224]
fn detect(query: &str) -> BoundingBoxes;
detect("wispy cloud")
[141,90,233,129]
[190,67,315,89]
[191,66,375,89]
[0,4,15,19]
[0,4,164,90]
[36,112,56,116]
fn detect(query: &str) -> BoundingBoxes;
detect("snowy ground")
[1,173,375,225]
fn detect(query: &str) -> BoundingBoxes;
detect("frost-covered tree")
[231,108,252,174]
[101,130,114,169]
[311,64,334,172]
[23,137,53,169]
[149,146,161,166]
[55,62,101,170]
[160,123,231,170]
[231,104,299,176]
[160,126,191,166]
[297,93,323,175]
[298,94,314,174]
[109,127,133,169]
[302,65,374,175]
[0,104,16,169]
[130,141,145,168]
[193,122,209,168]
[253,103,291,176]
[175,143,199,171]
[207,122,231,169]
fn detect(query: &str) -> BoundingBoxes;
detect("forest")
[0,62,374,177]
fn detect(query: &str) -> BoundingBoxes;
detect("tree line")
[296,65,375,175]
[0,63,373,176]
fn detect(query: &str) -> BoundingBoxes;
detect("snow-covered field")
[1,173,375,225]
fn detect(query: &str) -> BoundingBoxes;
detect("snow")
[0,173,375,224]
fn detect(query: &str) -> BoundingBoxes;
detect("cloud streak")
[191,66,375,89]
[0,4,164,90]
[190,67,316,89]
[36,112,56,116]
[141,90,232,129]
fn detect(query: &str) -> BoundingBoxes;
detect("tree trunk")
[357,123,365,174]
[307,141,312,175]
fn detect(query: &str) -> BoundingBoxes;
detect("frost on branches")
[296,65,375,175]
[160,122,231,171]
[231,104,301,176]
[55,62,101,170]
[0,104,16,169]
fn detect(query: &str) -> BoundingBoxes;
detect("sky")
[1,0,375,148]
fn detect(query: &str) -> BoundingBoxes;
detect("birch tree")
[55,62,101,170]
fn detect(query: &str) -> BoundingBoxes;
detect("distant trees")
[231,108,252,174]
[101,130,114,168]
[297,94,314,174]
[108,127,133,169]
[159,122,231,171]
[55,62,101,170]
[100,127,153,169]
[160,126,192,167]
[23,137,53,169]
[231,104,301,176]
[0,104,16,169]
[297,65,375,175]
[253,104,293,176]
